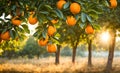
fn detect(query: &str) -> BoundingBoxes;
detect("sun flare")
[101,32,110,42]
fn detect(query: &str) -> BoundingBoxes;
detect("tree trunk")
[55,45,61,65]
[88,39,92,67]
[72,36,79,64]
[105,31,116,73]
[72,47,77,64]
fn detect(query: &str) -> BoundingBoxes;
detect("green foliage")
[19,36,46,58]
[0,39,24,58]
[97,1,120,30]
[0,0,118,56]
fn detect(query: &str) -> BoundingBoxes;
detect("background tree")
[19,36,46,59]
[97,0,120,72]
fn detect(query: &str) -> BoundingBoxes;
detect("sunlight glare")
[101,32,110,42]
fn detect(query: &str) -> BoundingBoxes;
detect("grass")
[0,57,120,73]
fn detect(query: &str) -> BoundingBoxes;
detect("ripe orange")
[38,35,49,46]
[110,0,117,8]
[28,12,38,25]
[38,39,48,46]
[70,3,81,14]
[0,31,10,40]
[51,19,58,24]
[47,44,57,53]
[57,0,66,10]
[85,24,94,34]
[66,16,77,26]
[47,26,56,36]
[12,16,21,26]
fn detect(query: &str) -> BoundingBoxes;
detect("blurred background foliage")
[0,35,120,59]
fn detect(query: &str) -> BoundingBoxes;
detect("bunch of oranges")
[37,25,57,53]
[38,34,57,53]
[57,1,81,26]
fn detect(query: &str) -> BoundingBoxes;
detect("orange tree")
[31,0,106,65]
[0,37,26,59]
[0,0,112,68]
[0,0,104,60]
[97,0,120,72]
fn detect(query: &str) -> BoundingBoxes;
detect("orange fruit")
[38,39,48,46]
[47,26,56,36]
[57,0,66,10]
[70,3,81,14]
[110,0,117,8]
[51,19,58,24]
[47,44,57,53]
[0,31,10,40]
[66,16,77,26]
[12,16,21,26]
[85,24,94,34]
[38,35,49,46]
[28,12,38,25]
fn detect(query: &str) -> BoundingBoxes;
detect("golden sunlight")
[100,31,110,42]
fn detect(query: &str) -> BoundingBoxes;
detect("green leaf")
[86,15,92,22]
[10,30,16,39]
[18,27,24,33]
[11,5,16,10]
[105,0,110,7]
[92,24,101,30]
[81,12,86,23]
[54,33,61,39]
[33,31,38,37]
[33,30,42,39]
[42,31,46,38]
[75,14,80,21]
[63,2,69,9]
[89,12,99,20]
[21,24,30,33]
[88,9,102,15]
[40,11,49,15]
[51,37,60,44]
[54,9,64,19]
[80,23,86,29]
[44,5,53,10]
[47,17,53,20]
[37,17,43,24]
[1,28,7,34]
